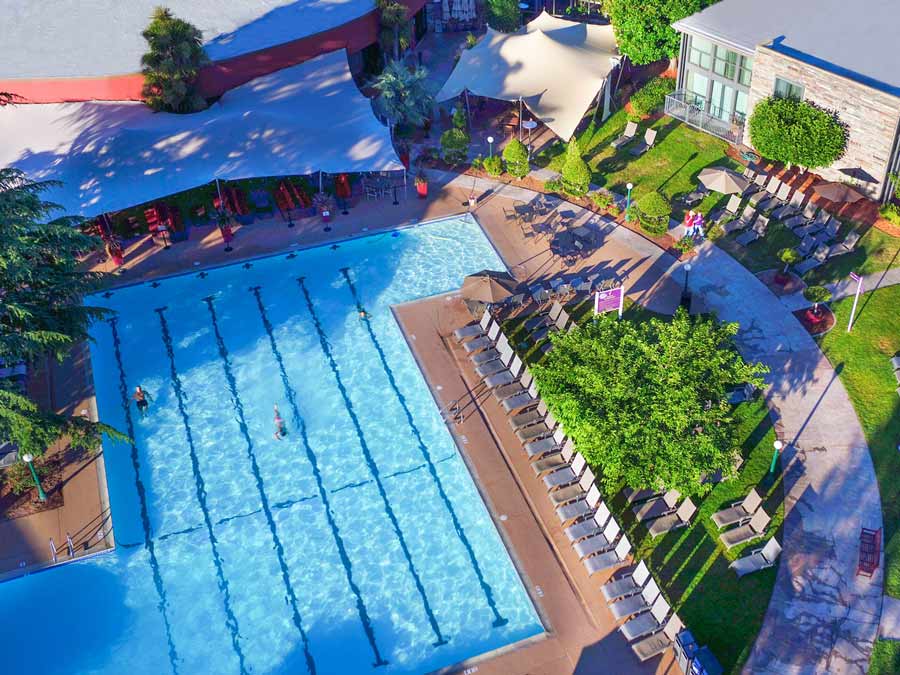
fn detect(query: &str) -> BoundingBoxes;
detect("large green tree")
[606,0,707,66]
[371,61,433,135]
[377,0,410,61]
[141,6,209,113]
[533,309,767,496]
[748,96,847,169]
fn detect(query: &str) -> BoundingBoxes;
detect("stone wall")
[745,46,900,200]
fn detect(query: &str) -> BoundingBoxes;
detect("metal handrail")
[665,91,745,144]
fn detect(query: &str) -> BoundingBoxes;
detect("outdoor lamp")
[770,440,784,475]
[625,182,634,222]
[487,136,495,158]
[21,453,47,502]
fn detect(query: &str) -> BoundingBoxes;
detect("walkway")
[681,242,884,674]
[779,266,900,312]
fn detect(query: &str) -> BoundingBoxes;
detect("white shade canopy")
[0,49,401,218]
[437,12,619,140]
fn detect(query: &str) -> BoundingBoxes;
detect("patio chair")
[471,333,510,366]
[494,368,533,402]
[502,377,540,411]
[712,488,763,529]
[483,355,524,389]
[682,185,708,206]
[631,614,684,662]
[504,293,527,311]
[648,498,697,538]
[772,189,806,220]
[828,230,861,258]
[742,165,758,182]
[711,194,742,224]
[742,171,767,198]
[475,345,515,378]
[601,560,651,601]
[795,245,829,275]
[509,399,550,432]
[533,308,571,342]
[620,595,670,641]
[556,482,602,523]
[550,467,597,507]
[633,490,681,522]
[735,215,770,246]
[611,121,639,149]
[729,538,782,577]
[463,321,501,354]
[533,437,577,476]
[583,534,632,576]
[813,218,841,246]
[719,508,771,550]
[573,516,621,559]
[622,486,664,504]
[565,500,612,542]
[722,206,756,235]
[770,181,792,208]
[525,300,564,331]
[629,128,657,157]
[453,310,494,342]
[796,235,817,258]
[609,577,661,621]
[524,426,567,459]
[530,283,552,304]
[516,410,558,444]
[727,382,758,404]
[793,218,825,239]
[748,176,777,207]
[543,451,588,490]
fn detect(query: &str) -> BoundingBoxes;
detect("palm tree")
[141,7,209,113]
[377,0,409,61]
[371,62,433,138]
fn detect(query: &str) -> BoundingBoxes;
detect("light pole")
[487,136,494,159]
[21,453,46,502]
[625,182,633,222]
[769,440,783,475]
[681,262,692,310]
[522,120,537,158]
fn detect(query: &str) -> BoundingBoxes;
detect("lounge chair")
[475,346,515,378]
[502,378,539,412]
[525,301,564,331]
[786,202,819,230]
[483,356,524,389]
[533,308,570,342]
[813,218,841,246]
[463,321,501,354]
[524,426,566,459]
[494,369,533,402]
[742,171,767,198]
[509,399,550,432]
[892,355,900,371]
[532,437,577,476]
[543,451,587,490]
[516,411,557,443]
[648,498,696,538]
[682,185,708,206]
[768,182,792,210]
[795,235,817,258]
[583,534,631,576]
[749,176,780,208]
[828,230,861,258]
[719,508,770,550]
[722,206,756,235]
[729,538,782,577]
[727,382,757,404]
[573,517,621,558]
[556,483,602,523]
[530,284,552,304]
[609,578,661,621]
[470,333,510,366]
[611,121,638,149]
[550,467,596,506]
[735,215,769,246]
[629,128,657,157]
[601,560,651,602]
[633,490,680,522]
[622,486,664,504]
[711,194,742,224]
[620,595,670,641]
[453,310,494,342]
[631,614,684,662]
[795,245,829,275]
[711,488,762,529]
[565,501,612,542]
[772,190,806,220]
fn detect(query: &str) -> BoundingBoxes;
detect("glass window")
[713,46,739,80]
[735,90,748,120]
[710,81,736,121]
[774,77,804,100]
[688,37,713,70]
[686,70,709,107]
[738,55,753,86]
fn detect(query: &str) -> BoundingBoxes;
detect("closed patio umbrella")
[697,167,749,194]
[461,270,519,303]
[813,181,865,203]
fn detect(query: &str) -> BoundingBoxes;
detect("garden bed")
[793,306,835,336]
[755,269,805,297]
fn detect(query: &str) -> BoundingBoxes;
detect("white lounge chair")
[556,483,601,522]
[711,194,742,224]
[573,517,621,558]
[620,595,670,641]
[828,230,861,258]
[622,486,664,504]
[502,378,539,412]
[483,355,524,389]
[524,426,566,459]
[470,333,510,366]
[549,467,595,506]
[772,189,806,220]
[453,310,494,342]
[633,490,680,522]
[475,346,515,378]
[493,368,532,401]
[648,498,696,538]
[463,321,501,354]
[611,121,638,149]
[565,500,612,542]
[629,128,657,156]
[609,577,661,621]
[729,538,782,577]
[720,508,770,550]
[711,488,762,529]
[583,534,631,576]
[631,614,683,662]
[735,215,769,246]
[543,451,587,490]
[509,399,549,432]
[795,245,829,275]
[722,206,756,235]
[601,560,651,601]
[532,437,577,476]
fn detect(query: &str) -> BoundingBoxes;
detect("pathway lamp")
[625,182,633,222]
[680,262,692,310]
[769,440,784,475]
[487,136,495,159]
[21,453,47,502]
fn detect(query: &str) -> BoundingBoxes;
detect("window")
[738,56,753,86]
[735,90,749,120]
[713,45,739,80]
[688,37,713,70]
[686,71,709,107]
[774,77,804,100]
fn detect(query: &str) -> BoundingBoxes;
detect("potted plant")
[415,171,429,198]
[803,285,832,323]
[313,192,335,222]
[776,247,802,285]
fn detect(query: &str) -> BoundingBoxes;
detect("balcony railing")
[665,91,745,145]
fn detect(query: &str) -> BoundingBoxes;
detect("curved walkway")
[685,242,883,674]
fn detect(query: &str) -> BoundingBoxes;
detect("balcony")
[665,91,745,145]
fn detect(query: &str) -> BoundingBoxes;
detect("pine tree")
[560,140,591,196]
[141,7,209,113]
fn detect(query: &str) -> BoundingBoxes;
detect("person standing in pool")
[273,404,286,440]
[133,385,152,417]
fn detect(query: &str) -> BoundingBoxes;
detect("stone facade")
[745,46,900,200]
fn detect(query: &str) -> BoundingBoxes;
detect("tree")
[441,128,470,164]
[377,0,409,61]
[141,7,209,113]
[803,285,832,315]
[533,309,767,496]
[502,138,530,178]
[487,0,520,33]
[371,61,434,136]
[560,139,591,197]
[748,97,847,169]
[606,0,707,66]
[634,191,671,235]
[778,247,801,275]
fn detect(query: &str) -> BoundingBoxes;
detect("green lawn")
[714,221,801,273]
[805,227,900,285]
[870,639,900,675]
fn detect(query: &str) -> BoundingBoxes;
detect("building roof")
[673,0,900,97]
[2,0,375,80]
[0,50,401,218]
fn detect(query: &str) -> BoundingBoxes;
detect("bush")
[880,203,900,226]
[486,0,519,32]
[441,128,470,165]
[675,235,695,253]
[560,140,591,197]
[452,104,467,130]
[4,458,50,496]
[483,155,503,176]
[502,138,530,178]
[544,178,563,194]
[470,154,484,171]
[634,191,671,236]
[627,77,675,120]
[804,285,832,305]
[465,32,478,49]
[748,97,847,168]
[778,247,802,272]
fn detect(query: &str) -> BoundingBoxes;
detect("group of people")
[683,210,706,240]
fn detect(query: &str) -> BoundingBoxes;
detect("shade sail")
[436,12,619,140]
[0,49,401,218]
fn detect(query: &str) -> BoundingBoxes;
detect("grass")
[870,640,900,674]
[713,221,801,273]
[805,227,900,285]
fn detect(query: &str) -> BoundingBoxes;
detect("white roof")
[437,12,619,140]
[2,0,375,80]
[0,50,401,218]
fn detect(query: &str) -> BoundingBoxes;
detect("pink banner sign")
[594,286,624,318]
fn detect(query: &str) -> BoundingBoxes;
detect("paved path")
[682,242,883,674]
[780,266,900,312]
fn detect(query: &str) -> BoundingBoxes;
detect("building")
[0,0,426,104]
[667,0,900,201]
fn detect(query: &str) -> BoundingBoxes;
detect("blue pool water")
[0,215,543,675]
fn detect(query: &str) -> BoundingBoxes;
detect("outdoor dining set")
[505,197,610,263]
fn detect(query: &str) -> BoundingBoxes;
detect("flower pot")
[321,210,331,222]
[416,182,428,198]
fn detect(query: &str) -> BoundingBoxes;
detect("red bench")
[857,527,881,577]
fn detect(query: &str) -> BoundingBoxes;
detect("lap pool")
[0,214,542,675]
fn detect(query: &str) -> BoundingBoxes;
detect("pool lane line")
[108,318,181,675]
[297,277,449,648]
[340,269,508,628]
[250,286,388,668]
[202,296,318,675]
[154,306,249,675]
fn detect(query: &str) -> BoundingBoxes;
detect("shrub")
[634,191,670,236]
[465,32,478,49]
[483,155,503,176]
[502,138,530,178]
[748,97,847,169]
[544,178,563,194]
[486,0,519,32]
[560,140,591,197]
[470,154,484,171]
[627,77,675,120]
[675,235,695,253]
[3,458,50,496]
[778,247,802,273]
[804,285,832,311]
[141,7,209,113]
[880,203,900,226]
[452,104,467,130]
[589,190,613,209]
[441,128,470,165]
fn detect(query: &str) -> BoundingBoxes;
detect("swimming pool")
[0,214,542,675]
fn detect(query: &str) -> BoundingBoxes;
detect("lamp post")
[522,120,537,158]
[487,136,495,158]
[680,262,692,309]
[21,453,46,502]
[625,182,633,222]
[769,440,783,475]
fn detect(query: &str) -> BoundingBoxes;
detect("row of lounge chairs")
[624,487,698,539]
[711,487,772,550]
[610,121,657,157]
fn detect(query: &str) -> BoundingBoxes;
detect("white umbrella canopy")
[697,166,749,194]
[813,181,866,203]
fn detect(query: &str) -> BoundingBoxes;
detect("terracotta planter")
[416,182,428,198]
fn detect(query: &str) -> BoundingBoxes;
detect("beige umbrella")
[697,166,750,194]
[813,181,865,203]
[461,270,519,303]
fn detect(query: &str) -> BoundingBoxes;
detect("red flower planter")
[416,182,428,198]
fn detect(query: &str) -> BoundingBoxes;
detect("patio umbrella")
[697,166,749,194]
[460,270,519,303]
[812,181,865,203]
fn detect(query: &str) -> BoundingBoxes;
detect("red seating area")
[144,203,182,234]
[857,527,882,577]
[214,186,250,216]
[273,179,312,212]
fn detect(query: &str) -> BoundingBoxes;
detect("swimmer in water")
[273,404,286,440]
[133,385,152,417]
